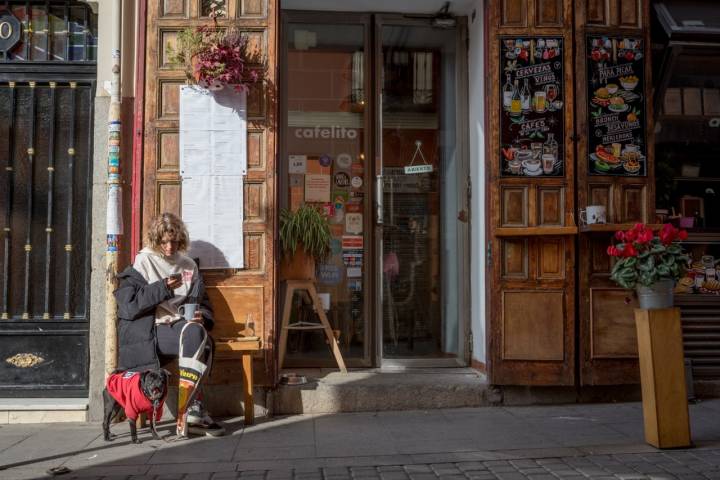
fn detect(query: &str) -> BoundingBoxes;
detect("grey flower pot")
[636,278,675,309]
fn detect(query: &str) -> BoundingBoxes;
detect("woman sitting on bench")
[114,212,224,437]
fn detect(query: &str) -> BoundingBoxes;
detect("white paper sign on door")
[179,85,247,269]
[305,174,331,203]
[289,155,307,174]
[345,213,363,234]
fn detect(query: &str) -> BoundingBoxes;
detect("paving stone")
[509,460,538,468]
[430,465,463,475]
[455,463,488,472]
[183,474,214,480]
[324,468,352,476]
[494,473,527,480]
[615,475,649,480]
[574,467,609,475]
[266,471,294,479]
[377,467,405,473]
[403,465,433,473]
[486,467,517,474]
[212,473,241,480]
[525,475,555,480]
[462,473,496,480]
[544,470,580,477]
[434,475,466,480]
[406,474,438,480]
[515,468,545,475]
[378,472,409,480]
[351,468,380,475]
[295,474,323,480]
[534,459,565,466]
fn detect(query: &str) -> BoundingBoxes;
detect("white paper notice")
[106,185,123,235]
[180,86,247,176]
[179,85,247,269]
[183,176,244,269]
[305,174,331,203]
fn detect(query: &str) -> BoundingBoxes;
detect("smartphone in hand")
[166,273,183,289]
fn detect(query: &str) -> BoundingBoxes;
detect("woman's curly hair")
[146,212,189,252]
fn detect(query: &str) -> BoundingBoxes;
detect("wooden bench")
[215,336,262,425]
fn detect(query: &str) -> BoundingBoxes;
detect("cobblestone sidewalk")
[23,449,720,480]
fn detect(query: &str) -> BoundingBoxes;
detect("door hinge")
[486,243,492,266]
[466,175,472,202]
[468,331,473,356]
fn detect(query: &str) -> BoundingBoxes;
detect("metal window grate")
[0,80,92,322]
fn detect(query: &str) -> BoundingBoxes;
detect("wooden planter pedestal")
[635,307,692,449]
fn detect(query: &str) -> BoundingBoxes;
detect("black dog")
[103,369,169,444]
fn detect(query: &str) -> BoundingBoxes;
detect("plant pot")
[636,278,674,309]
[279,249,316,281]
[198,78,224,91]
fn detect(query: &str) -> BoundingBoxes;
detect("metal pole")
[105,0,123,376]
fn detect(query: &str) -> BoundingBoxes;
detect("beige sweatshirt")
[133,247,198,325]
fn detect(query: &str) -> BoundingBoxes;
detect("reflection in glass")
[284,23,367,364]
[2,2,96,62]
[380,24,460,359]
[31,5,49,60]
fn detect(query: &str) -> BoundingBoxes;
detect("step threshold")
[0,398,88,411]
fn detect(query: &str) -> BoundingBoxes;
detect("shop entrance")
[281,12,469,367]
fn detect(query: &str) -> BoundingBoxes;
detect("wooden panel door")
[488,0,577,385]
[576,0,653,385]
[142,0,277,386]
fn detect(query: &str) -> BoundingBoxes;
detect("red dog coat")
[106,372,164,422]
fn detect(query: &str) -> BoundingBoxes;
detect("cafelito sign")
[0,11,21,54]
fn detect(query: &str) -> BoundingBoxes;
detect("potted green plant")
[279,205,332,280]
[607,223,689,309]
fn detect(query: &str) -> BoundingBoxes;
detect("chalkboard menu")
[586,36,646,176]
[500,37,564,177]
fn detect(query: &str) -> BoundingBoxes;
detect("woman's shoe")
[187,400,226,437]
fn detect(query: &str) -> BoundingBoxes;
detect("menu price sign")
[500,37,564,177]
[587,36,646,176]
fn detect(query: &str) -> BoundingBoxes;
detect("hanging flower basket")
[166,25,260,93]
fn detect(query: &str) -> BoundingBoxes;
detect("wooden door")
[576,0,654,385]
[488,0,578,385]
[142,0,277,387]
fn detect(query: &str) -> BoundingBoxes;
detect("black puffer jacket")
[114,266,214,371]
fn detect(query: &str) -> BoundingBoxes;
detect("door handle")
[376,175,383,225]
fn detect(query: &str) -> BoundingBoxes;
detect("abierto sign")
[0,11,21,53]
[404,164,433,175]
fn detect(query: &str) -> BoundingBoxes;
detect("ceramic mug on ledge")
[580,205,607,225]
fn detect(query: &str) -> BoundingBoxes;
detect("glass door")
[281,13,467,368]
[281,14,372,367]
[375,18,465,364]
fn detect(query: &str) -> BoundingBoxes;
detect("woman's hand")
[165,274,182,290]
[190,310,204,324]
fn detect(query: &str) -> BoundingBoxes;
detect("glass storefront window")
[283,21,369,364]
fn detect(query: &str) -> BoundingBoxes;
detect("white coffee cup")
[178,303,201,322]
[580,205,607,225]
